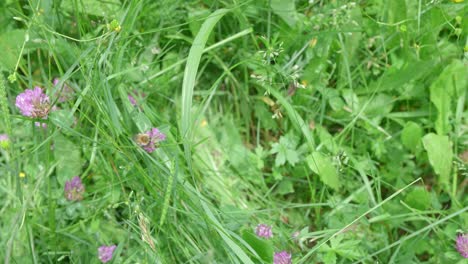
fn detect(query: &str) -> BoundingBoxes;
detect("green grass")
[0,0,467,263]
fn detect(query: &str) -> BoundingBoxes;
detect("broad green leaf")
[188,8,211,37]
[49,110,74,130]
[241,231,274,263]
[317,126,338,154]
[270,0,299,27]
[54,134,82,185]
[401,121,423,152]
[430,60,467,135]
[0,30,25,70]
[307,152,340,190]
[404,186,430,210]
[422,133,452,187]
[276,180,294,195]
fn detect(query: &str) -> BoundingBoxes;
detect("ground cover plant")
[0,0,467,263]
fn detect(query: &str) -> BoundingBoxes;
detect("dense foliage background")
[0,0,467,263]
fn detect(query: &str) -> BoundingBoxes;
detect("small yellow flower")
[452,0,464,3]
[19,172,26,178]
[108,19,122,32]
[200,119,208,127]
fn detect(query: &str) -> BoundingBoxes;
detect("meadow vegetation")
[0,0,467,263]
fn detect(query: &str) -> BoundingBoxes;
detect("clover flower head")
[64,176,85,201]
[136,128,166,153]
[15,87,51,118]
[456,233,468,258]
[274,251,292,264]
[98,245,117,263]
[255,224,272,239]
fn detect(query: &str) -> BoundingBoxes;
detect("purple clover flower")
[0,134,8,142]
[128,94,137,106]
[128,90,146,107]
[15,87,51,118]
[98,245,117,263]
[456,234,468,258]
[255,224,272,239]
[53,78,74,103]
[64,176,85,201]
[274,251,292,264]
[136,128,166,153]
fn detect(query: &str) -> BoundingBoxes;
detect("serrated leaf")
[241,231,274,263]
[307,152,340,190]
[271,135,299,166]
[401,121,423,152]
[422,133,452,187]
[54,134,82,185]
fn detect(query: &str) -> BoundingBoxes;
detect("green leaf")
[276,180,294,195]
[422,133,453,187]
[270,0,299,27]
[430,60,468,135]
[132,112,152,132]
[181,9,229,149]
[322,251,337,264]
[317,126,338,154]
[401,121,423,152]
[54,134,82,185]
[270,135,299,166]
[49,110,74,130]
[404,186,430,210]
[241,231,274,263]
[307,152,340,190]
[0,30,25,70]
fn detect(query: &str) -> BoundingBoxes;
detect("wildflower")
[64,176,85,201]
[0,134,9,148]
[456,234,468,258]
[35,122,47,129]
[135,128,166,153]
[98,245,117,263]
[107,19,121,32]
[53,78,74,102]
[274,251,292,264]
[128,90,146,107]
[15,87,52,119]
[255,224,272,239]
[19,172,26,178]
